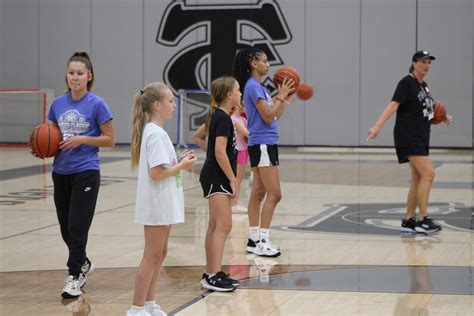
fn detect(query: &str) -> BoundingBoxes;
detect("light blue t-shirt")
[243,77,279,146]
[47,92,113,174]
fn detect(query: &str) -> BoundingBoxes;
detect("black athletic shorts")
[248,144,279,168]
[396,146,429,164]
[200,182,233,199]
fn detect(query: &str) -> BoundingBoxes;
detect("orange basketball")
[28,124,62,158]
[432,101,447,125]
[296,83,313,100]
[273,66,300,92]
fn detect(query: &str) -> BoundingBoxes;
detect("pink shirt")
[231,115,248,151]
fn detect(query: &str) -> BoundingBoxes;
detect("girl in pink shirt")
[230,102,249,213]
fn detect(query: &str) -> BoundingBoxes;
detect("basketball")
[296,83,313,100]
[28,124,62,158]
[273,66,300,92]
[432,101,447,125]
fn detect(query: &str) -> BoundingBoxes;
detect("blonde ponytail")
[130,82,170,170]
[131,91,147,169]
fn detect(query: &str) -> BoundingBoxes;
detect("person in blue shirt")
[48,52,115,298]
[233,48,294,257]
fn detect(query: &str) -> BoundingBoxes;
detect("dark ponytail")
[65,52,95,91]
[232,48,264,95]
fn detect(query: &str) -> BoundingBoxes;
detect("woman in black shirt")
[368,50,452,235]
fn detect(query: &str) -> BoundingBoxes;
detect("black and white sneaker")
[61,275,81,298]
[401,217,419,234]
[78,257,95,288]
[202,272,239,287]
[201,271,235,292]
[416,217,442,234]
[253,239,281,257]
[246,239,259,253]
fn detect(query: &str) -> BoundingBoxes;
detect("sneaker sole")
[61,291,81,299]
[246,246,256,253]
[415,227,441,235]
[400,227,417,234]
[201,280,235,292]
[254,251,281,258]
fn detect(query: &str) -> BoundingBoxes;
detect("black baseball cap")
[412,50,436,61]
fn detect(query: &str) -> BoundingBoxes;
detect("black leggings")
[52,170,100,276]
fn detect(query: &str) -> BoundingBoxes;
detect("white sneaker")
[125,308,151,316]
[253,239,281,257]
[78,258,95,288]
[267,239,280,251]
[146,302,167,316]
[61,275,81,298]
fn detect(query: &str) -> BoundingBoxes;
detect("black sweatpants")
[52,170,100,276]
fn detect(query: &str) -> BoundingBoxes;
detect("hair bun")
[73,51,91,60]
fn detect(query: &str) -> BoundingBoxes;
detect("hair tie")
[211,100,219,109]
[140,89,144,95]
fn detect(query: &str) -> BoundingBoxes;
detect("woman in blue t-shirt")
[233,48,294,257]
[48,52,115,298]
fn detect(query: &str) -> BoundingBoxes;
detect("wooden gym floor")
[1,146,472,315]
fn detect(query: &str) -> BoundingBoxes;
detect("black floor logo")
[274,203,473,235]
[156,0,292,94]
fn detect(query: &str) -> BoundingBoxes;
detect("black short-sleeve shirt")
[199,108,237,184]
[392,75,434,147]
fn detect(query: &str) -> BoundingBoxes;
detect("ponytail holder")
[139,89,144,95]
[211,100,219,109]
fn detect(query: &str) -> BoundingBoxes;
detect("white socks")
[129,305,145,314]
[145,300,156,308]
[249,226,259,241]
[250,226,270,242]
[260,228,269,241]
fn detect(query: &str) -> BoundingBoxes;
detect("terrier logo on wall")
[274,203,472,236]
[156,0,292,94]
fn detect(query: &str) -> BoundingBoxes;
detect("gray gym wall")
[0,0,472,147]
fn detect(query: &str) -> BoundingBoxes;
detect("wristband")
[275,97,289,105]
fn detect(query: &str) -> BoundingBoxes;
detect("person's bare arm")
[193,124,207,152]
[368,101,400,140]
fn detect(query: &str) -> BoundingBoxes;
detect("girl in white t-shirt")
[127,82,196,316]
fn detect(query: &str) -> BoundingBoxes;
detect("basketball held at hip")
[28,124,62,158]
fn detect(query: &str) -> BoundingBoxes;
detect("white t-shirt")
[135,123,184,225]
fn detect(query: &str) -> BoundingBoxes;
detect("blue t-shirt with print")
[243,77,279,146]
[48,92,113,174]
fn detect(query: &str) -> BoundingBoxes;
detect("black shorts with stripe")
[396,146,429,164]
[248,144,279,168]
[200,182,233,199]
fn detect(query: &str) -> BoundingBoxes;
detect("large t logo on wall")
[156,0,292,93]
